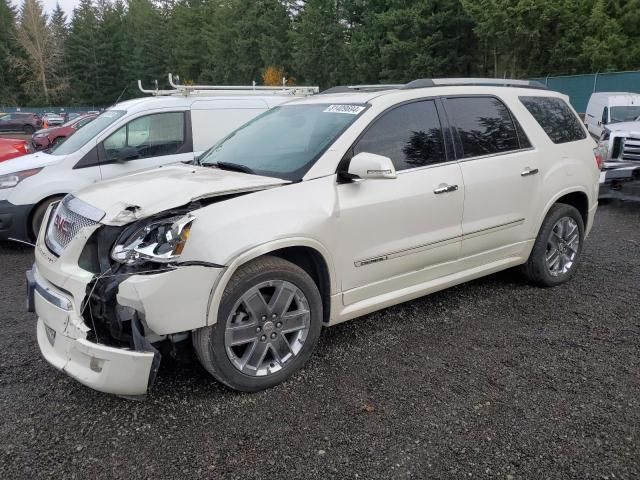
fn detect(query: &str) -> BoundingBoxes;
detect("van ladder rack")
[138,74,319,97]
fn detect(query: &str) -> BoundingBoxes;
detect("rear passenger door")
[96,111,193,180]
[336,99,464,304]
[444,96,541,265]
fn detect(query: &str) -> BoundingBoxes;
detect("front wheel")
[193,255,323,391]
[522,203,585,287]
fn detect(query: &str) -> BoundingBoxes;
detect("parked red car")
[0,138,33,162]
[31,114,97,150]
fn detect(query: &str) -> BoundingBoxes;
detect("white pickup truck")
[599,121,640,201]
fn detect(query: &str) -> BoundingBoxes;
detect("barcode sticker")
[323,105,366,115]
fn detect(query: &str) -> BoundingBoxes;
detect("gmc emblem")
[53,214,72,236]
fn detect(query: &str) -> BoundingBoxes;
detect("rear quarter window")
[519,96,586,144]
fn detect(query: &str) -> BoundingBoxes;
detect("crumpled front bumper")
[29,264,156,397]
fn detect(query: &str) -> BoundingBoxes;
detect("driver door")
[97,111,193,180]
[335,99,464,305]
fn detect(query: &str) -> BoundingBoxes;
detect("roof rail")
[138,74,319,97]
[321,84,403,94]
[402,78,548,90]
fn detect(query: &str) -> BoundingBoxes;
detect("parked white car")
[0,84,316,243]
[28,79,600,397]
[42,113,65,126]
[584,92,640,138]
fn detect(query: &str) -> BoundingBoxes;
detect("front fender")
[205,237,336,326]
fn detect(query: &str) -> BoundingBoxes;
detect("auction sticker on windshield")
[323,105,366,115]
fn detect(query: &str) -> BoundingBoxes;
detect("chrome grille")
[45,197,99,256]
[622,136,640,161]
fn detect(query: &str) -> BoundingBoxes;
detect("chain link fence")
[531,70,640,113]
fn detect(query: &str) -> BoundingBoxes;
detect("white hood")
[606,121,640,136]
[74,163,289,225]
[0,151,61,175]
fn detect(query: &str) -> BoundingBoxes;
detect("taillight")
[14,142,29,155]
[593,146,605,170]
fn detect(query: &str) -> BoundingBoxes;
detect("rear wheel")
[30,196,64,240]
[193,255,323,391]
[23,125,34,135]
[522,203,584,287]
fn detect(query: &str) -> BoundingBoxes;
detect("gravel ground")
[0,202,638,479]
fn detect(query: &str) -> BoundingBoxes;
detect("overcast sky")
[13,0,80,16]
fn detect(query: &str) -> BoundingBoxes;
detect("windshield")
[610,106,640,123]
[199,103,367,180]
[49,110,126,155]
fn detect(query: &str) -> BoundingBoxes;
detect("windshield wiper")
[213,161,256,175]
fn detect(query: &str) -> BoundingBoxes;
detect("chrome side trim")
[35,279,72,311]
[354,218,526,267]
[457,147,535,164]
[463,218,525,239]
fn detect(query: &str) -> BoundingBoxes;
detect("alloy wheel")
[224,280,311,376]
[546,216,580,277]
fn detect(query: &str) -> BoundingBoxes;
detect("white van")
[0,83,317,243]
[584,92,640,138]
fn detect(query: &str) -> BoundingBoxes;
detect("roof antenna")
[113,86,127,106]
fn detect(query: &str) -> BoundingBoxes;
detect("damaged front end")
[79,205,206,398]
[31,196,224,399]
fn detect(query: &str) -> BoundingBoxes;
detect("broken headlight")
[111,214,194,265]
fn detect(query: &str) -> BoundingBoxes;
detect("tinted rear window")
[519,96,586,144]
[446,97,521,158]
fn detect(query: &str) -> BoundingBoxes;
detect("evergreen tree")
[582,0,628,71]
[49,2,69,102]
[13,0,66,104]
[0,0,20,105]
[66,0,101,104]
[291,0,349,88]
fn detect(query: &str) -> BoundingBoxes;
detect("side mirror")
[346,152,397,181]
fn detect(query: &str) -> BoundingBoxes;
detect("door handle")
[521,167,539,177]
[433,184,459,194]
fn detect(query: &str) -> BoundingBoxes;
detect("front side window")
[102,112,185,162]
[519,96,586,144]
[50,110,126,155]
[353,100,446,171]
[447,97,520,158]
[200,104,365,181]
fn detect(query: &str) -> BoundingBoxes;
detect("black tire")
[30,196,64,240]
[193,255,323,392]
[23,124,34,135]
[522,203,585,287]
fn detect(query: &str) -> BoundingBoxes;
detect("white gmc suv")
[27,79,600,398]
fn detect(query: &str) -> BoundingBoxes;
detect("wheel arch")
[537,188,590,236]
[206,238,337,327]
